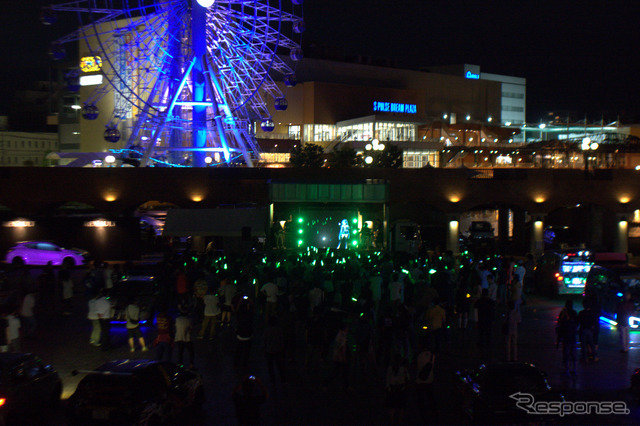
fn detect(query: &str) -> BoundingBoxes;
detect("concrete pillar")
[615,214,629,254]
[498,206,510,248]
[446,214,460,255]
[383,203,389,251]
[512,208,527,254]
[191,235,205,254]
[529,214,546,255]
[268,203,275,249]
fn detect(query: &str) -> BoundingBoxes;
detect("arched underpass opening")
[545,204,618,253]
[460,204,528,256]
[132,200,181,256]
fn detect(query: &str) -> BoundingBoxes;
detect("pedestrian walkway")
[15,278,640,425]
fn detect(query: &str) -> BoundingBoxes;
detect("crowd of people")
[0,246,534,423]
[0,244,633,424]
[82,247,535,423]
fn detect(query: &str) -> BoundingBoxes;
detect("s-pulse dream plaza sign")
[373,101,417,114]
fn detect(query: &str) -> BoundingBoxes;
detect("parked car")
[108,275,158,325]
[455,362,563,424]
[5,241,89,267]
[461,221,496,256]
[584,261,640,327]
[67,359,204,425]
[0,353,62,425]
[534,249,593,296]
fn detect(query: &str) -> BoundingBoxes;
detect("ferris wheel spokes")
[49,0,302,167]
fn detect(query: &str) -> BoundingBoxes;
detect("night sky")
[2,1,639,123]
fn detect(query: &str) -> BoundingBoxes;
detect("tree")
[289,143,325,167]
[326,144,361,168]
[366,144,404,168]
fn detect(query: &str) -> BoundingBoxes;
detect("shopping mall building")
[252,59,526,168]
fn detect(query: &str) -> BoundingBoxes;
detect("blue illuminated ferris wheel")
[47,0,304,167]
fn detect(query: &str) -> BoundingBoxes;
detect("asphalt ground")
[5,267,640,425]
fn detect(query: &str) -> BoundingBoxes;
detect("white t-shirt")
[308,287,324,310]
[261,282,279,303]
[62,279,74,300]
[87,298,99,320]
[174,316,192,342]
[488,282,498,301]
[104,266,114,289]
[221,284,237,307]
[125,304,141,329]
[20,293,35,317]
[203,294,221,316]
[7,314,20,341]
[95,296,112,319]
[370,275,383,301]
[390,281,403,302]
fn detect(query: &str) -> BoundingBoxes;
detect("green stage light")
[352,218,358,224]
[297,239,303,246]
[298,229,303,234]
[297,217,303,223]
[352,240,358,246]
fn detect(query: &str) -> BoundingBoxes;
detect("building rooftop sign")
[373,101,417,114]
[80,56,102,73]
[464,64,481,80]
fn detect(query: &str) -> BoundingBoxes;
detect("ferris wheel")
[45,0,304,167]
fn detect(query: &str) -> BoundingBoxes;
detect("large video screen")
[282,208,361,249]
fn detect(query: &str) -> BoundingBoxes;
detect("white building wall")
[0,132,58,166]
[481,72,526,141]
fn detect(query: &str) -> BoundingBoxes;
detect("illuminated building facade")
[65,50,512,167]
[428,64,526,130]
[65,50,640,169]
[255,57,507,168]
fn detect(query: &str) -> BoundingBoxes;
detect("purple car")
[5,241,88,267]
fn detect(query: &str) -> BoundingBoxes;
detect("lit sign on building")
[80,56,102,73]
[3,220,35,228]
[373,101,417,114]
[465,71,480,79]
[80,74,103,86]
[84,219,115,227]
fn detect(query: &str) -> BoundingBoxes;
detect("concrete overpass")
[0,167,637,258]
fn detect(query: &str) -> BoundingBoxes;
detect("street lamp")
[104,154,116,167]
[538,123,546,141]
[582,137,599,171]
[364,138,385,165]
